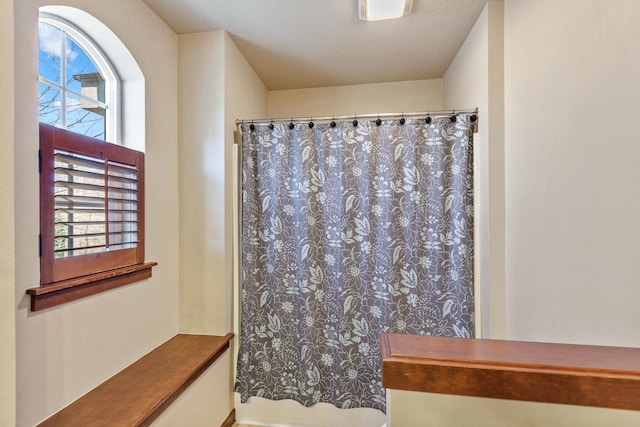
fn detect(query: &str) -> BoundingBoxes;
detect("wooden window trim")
[27,262,157,311]
[27,123,156,311]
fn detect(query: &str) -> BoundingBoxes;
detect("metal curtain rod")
[235,108,478,126]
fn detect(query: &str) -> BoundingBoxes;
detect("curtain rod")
[235,108,478,126]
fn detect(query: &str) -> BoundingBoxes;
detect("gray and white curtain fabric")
[235,115,476,412]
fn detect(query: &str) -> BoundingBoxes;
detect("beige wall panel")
[268,79,443,119]
[0,0,15,424]
[504,0,640,346]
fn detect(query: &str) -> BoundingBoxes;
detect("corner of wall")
[442,1,506,340]
[177,30,227,335]
[0,0,16,424]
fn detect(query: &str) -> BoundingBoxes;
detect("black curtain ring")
[309,121,314,128]
[376,118,382,126]
[399,117,405,125]
[450,115,457,123]
[269,120,274,130]
[249,122,255,131]
[425,116,432,124]
[470,114,477,122]
[289,122,295,130]
[353,119,358,127]
[330,120,337,128]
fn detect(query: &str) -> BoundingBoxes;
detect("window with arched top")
[28,8,156,311]
[38,13,119,142]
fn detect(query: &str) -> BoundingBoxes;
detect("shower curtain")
[235,114,476,412]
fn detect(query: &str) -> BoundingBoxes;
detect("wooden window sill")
[37,333,233,427]
[27,262,157,311]
[380,332,640,411]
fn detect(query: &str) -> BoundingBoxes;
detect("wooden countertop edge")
[380,332,640,411]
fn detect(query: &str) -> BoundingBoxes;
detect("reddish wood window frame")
[27,123,156,311]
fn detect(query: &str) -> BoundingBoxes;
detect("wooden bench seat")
[38,333,233,427]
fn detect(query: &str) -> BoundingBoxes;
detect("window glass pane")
[38,19,113,142]
[65,92,106,140]
[66,36,102,97]
[39,82,62,128]
[38,22,61,84]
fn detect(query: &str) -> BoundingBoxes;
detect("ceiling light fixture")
[358,0,413,21]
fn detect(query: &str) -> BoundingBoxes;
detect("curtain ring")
[399,114,405,126]
[353,115,358,127]
[269,120,274,130]
[249,121,255,131]
[425,114,432,124]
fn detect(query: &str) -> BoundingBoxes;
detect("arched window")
[38,13,118,142]
[28,8,155,311]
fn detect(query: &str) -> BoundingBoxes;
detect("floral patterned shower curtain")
[235,115,476,412]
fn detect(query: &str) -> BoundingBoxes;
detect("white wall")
[224,30,268,344]
[0,0,16,424]
[504,0,640,346]
[178,30,267,338]
[224,32,269,337]
[443,1,506,339]
[268,79,443,118]
[13,1,179,425]
[178,31,227,335]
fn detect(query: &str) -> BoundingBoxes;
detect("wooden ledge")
[27,262,158,311]
[38,333,233,427]
[381,332,640,411]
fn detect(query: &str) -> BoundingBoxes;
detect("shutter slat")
[55,194,138,205]
[54,240,140,254]
[55,231,136,240]
[55,152,105,171]
[55,168,104,181]
[55,220,139,226]
[107,187,139,195]
[107,162,138,176]
[55,181,105,192]
[55,208,138,214]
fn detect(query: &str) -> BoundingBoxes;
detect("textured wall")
[504,0,640,346]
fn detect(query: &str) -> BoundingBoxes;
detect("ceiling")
[142,0,489,91]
